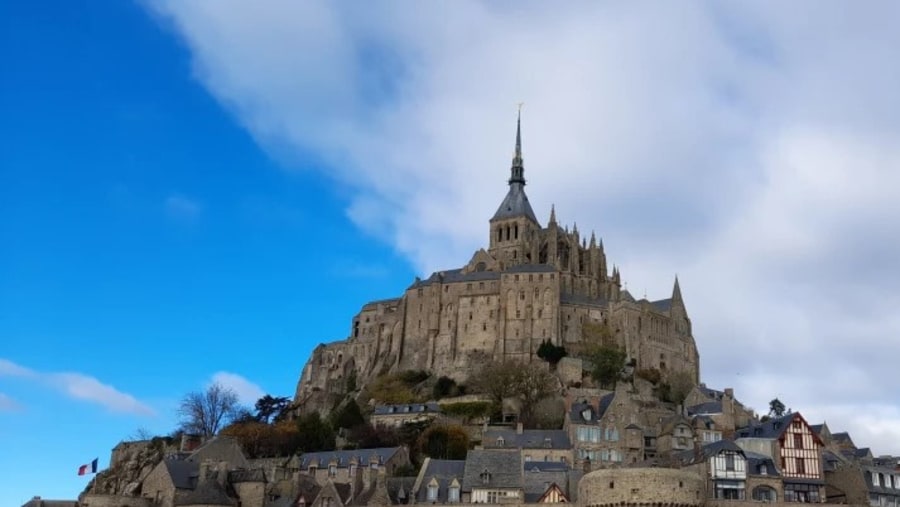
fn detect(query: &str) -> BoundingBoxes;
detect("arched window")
[752,486,777,503]
[506,225,510,241]
[514,224,519,239]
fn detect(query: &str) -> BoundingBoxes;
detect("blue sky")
[4,1,900,504]
[0,1,413,503]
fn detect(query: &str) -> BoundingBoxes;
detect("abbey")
[294,116,699,403]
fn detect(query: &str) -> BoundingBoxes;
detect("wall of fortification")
[79,494,153,507]
[579,468,704,507]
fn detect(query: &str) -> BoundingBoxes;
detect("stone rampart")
[79,494,153,507]
[579,468,703,507]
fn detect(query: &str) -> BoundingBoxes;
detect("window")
[427,484,438,501]
[753,486,777,503]
[784,483,819,503]
[496,437,505,447]
[796,458,806,475]
[725,453,735,471]
[349,465,357,477]
[328,465,336,477]
[448,486,460,502]
[606,427,619,441]
[873,473,881,487]
[794,433,804,449]
[715,481,746,500]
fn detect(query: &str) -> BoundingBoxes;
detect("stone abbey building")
[295,116,699,404]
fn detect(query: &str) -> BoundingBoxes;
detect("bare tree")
[178,382,240,437]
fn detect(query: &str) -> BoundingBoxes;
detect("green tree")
[295,412,336,452]
[330,398,365,431]
[254,395,291,424]
[586,344,627,389]
[536,340,568,365]
[417,424,470,460]
[517,363,558,427]
[666,371,695,406]
[177,382,241,437]
[769,398,786,418]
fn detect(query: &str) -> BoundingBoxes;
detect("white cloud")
[209,371,265,406]
[148,1,900,454]
[0,393,21,412]
[164,192,202,221]
[0,358,154,416]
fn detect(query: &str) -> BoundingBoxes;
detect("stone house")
[461,449,523,503]
[411,458,466,503]
[736,412,825,503]
[483,424,573,465]
[298,447,410,486]
[675,440,749,500]
[565,387,644,468]
[371,403,442,428]
[657,415,695,456]
[523,461,581,503]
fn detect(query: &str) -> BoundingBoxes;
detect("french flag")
[78,458,98,476]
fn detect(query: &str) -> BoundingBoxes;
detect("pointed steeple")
[672,276,683,302]
[549,204,557,224]
[572,222,579,236]
[589,231,596,248]
[509,108,525,185]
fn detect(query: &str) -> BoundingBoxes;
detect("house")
[675,440,748,500]
[736,412,825,503]
[692,415,723,445]
[745,451,784,502]
[522,461,580,503]
[299,447,410,486]
[411,458,466,503]
[564,389,642,467]
[483,423,573,465]
[371,403,442,428]
[461,449,523,503]
[657,415,695,456]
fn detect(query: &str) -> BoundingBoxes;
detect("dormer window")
[496,436,505,447]
[427,478,439,501]
[328,465,337,477]
[759,464,768,475]
[581,408,592,421]
[544,437,552,448]
[449,484,460,503]
[480,469,491,485]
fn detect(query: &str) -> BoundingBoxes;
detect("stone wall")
[78,494,153,507]
[579,468,704,507]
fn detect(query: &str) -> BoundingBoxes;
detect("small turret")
[549,204,557,225]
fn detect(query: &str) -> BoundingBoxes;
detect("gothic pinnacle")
[589,231,596,248]
[509,107,525,185]
[549,204,557,224]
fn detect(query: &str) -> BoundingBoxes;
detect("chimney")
[216,461,228,487]
[724,388,734,399]
[516,422,524,435]
[199,460,211,483]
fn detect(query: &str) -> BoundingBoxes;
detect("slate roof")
[736,413,798,440]
[523,461,570,472]
[461,449,523,491]
[822,450,845,472]
[373,403,441,416]
[300,447,401,469]
[164,459,200,489]
[744,451,781,477]
[410,268,501,288]
[687,401,722,416]
[414,459,466,503]
[174,482,236,506]
[492,183,539,224]
[522,467,569,503]
[831,432,855,447]
[673,440,744,466]
[483,428,570,449]
[697,384,725,400]
[649,298,673,312]
[568,393,615,426]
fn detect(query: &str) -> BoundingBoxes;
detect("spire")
[549,204,557,224]
[672,276,683,302]
[572,222,579,236]
[589,231,596,248]
[509,107,525,185]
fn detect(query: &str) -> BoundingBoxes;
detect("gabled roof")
[673,440,744,466]
[461,449,522,491]
[735,413,822,446]
[414,459,465,503]
[535,482,569,504]
[744,451,781,477]
[649,298,672,313]
[174,475,236,506]
[568,393,616,427]
[300,447,402,469]
[163,459,199,489]
[483,428,570,450]
[522,466,569,502]
[687,401,722,416]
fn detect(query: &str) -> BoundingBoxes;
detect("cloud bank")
[147,1,900,454]
[0,358,155,416]
[210,371,265,406]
